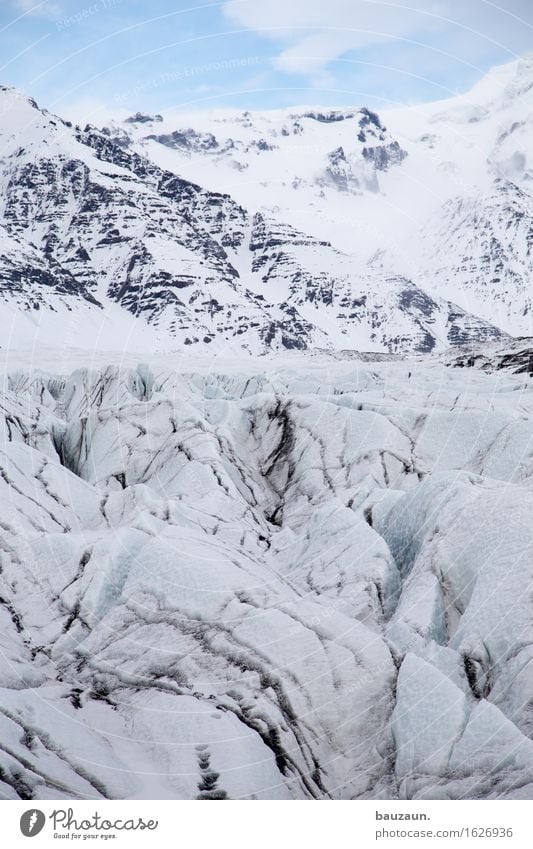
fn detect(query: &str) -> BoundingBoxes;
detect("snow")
[0,348,532,799]
[2,58,533,353]
[1,53,533,800]
[105,54,533,339]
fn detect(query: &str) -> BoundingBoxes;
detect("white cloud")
[11,0,62,19]
[223,0,446,34]
[223,0,449,73]
[222,0,532,75]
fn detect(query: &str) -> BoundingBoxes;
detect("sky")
[1,0,532,123]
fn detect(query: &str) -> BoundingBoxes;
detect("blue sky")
[1,0,532,122]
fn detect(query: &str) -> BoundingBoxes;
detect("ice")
[0,352,532,799]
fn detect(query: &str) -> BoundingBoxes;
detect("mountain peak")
[462,54,533,111]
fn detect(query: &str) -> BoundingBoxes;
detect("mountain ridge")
[1,57,533,353]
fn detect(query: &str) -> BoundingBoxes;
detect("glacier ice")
[0,352,533,799]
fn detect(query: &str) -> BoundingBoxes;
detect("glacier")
[2,48,533,803]
[0,345,533,800]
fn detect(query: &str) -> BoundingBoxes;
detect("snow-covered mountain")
[103,54,533,341]
[3,55,533,353]
[3,57,533,803]
[2,344,533,799]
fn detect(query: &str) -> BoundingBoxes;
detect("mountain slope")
[0,74,524,353]
[105,54,533,341]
